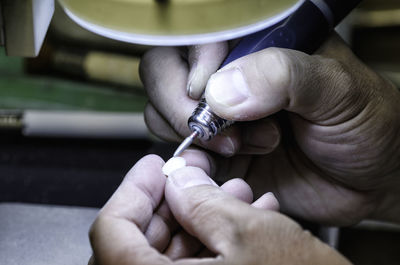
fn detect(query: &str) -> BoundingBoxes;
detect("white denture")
[162,157,186,176]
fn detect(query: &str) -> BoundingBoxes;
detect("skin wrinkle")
[298,96,398,184]
[164,229,202,259]
[155,202,179,235]
[283,146,328,218]
[385,124,400,174]
[300,124,382,175]
[179,189,238,254]
[284,50,305,112]
[296,56,365,125]
[163,175,255,260]
[284,134,360,210]
[121,188,154,232]
[283,146,371,224]
[125,244,173,265]
[294,99,383,148]
[145,215,171,252]
[163,175,256,260]
[330,182,378,223]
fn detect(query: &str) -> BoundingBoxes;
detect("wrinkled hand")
[89,154,350,265]
[140,34,400,225]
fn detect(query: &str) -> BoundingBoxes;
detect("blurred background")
[0,0,399,264]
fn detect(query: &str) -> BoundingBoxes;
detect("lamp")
[58,0,302,45]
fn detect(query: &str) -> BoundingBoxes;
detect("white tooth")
[162,157,187,176]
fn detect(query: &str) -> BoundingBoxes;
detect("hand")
[140,34,400,225]
[89,153,350,265]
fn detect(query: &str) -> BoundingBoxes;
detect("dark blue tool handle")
[221,0,362,67]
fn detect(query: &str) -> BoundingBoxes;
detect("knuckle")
[323,58,361,97]
[139,48,157,75]
[187,190,226,225]
[88,215,104,245]
[235,214,263,243]
[139,47,172,82]
[259,48,294,88]
[143,103,157,129]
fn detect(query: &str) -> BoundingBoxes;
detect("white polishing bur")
[162,157,187,176]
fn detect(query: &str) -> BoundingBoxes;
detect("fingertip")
[126,154,165,177]
[252,192,280,211]
[120,154,167,208]
[180,148,214,176]
[162,157,187,176]
[167,166,216,190]
[220,178,253,204]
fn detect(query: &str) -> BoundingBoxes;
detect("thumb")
[165,167,255,255]
[204,35,368,122]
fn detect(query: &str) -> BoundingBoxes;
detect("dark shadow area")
[0,135,176,208]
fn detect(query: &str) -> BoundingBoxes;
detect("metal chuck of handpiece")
[173,98,233,157]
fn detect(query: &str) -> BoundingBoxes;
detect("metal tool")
[174,0,362,157]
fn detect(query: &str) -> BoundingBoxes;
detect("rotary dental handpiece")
[174,0,362,157]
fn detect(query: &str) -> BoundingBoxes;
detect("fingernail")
[206,67,249,107]
[169,172,214,189]
[187,63,204,99]
[219,135,235,157]
[265,192,278,200]
[243,121,280,154]
[162,157,186,176]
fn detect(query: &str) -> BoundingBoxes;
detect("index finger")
[89,155,172,265]
[140,47,242,156]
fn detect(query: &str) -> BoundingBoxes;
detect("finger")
[140,47,194,135]
[219,178,253,203]
[145,200,178,252]
[146,174,236,253]
[165,166,257,256]
[238,118,281,155]
[204,34,369,124]
[100,154,166,229]
[180,148,215,177]
[187,42,229,99]
[163,176,253,260]
[90,155,171,265]
[88,255,96,265]
[140,46,241,156]
[146,151,218,253]
[252,192,280,211]
[144,103,181,142]
[164,230,203,260]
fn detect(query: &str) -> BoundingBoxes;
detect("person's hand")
[89,154,351,265]
[140,34,400,225]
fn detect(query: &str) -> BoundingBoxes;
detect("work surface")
[0,203,98,265]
